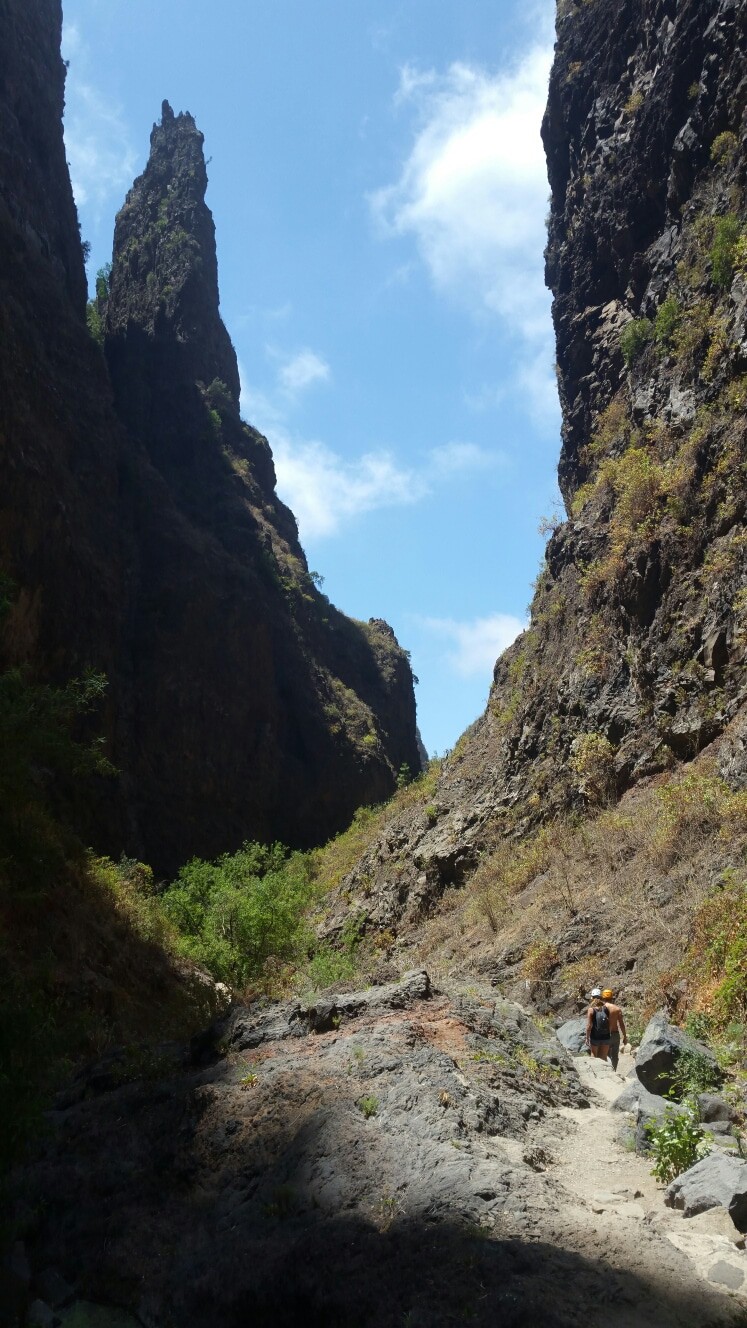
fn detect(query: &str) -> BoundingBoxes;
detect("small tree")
[711,215,741,289]
[570,732,617,806]
[620,318,653,367]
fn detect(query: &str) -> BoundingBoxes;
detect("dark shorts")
[589,1036,610,1045]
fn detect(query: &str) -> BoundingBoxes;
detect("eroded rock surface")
[319,0,747,948]
[13,976,745,1327]
[636,1011,722,1096]
[0,2,420,872]
[666,1153,747,1229]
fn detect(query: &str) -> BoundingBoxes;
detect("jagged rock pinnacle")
[104,102,240,449]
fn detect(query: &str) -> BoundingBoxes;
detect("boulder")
[635,1012,720,1097]
[610,1077,682,1154]
[703,1120,734,1137]
[555,1017,588,1055]
[28,1304,54,1328]
[36,1267,74,1309]
[697,1093,734,1123]
[634,1091,685,1155]
[687,1205,744,1245]
[611,1079,650,1113]
[665,1153,747,1230]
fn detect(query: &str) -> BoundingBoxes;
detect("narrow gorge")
[5,1,747,1325]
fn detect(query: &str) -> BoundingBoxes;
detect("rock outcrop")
[9,975,598,1326]
[635,1011,721,1097]
[321,0,747,936]
[666,1153,747,1228]
[0,3,420,871]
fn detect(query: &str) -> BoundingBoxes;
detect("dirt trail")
[16,980,747,1328]
[521,1043,747,1326]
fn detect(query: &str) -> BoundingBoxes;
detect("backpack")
[592,1004,610,1038]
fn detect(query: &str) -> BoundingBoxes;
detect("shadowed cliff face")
[319,0,747,934]
[0,7,420,872]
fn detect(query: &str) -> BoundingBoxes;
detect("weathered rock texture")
[322,0,747,937]
[15,973,745,1327]
[635,1011,721,1097]
[666,1153,747,1228]
[0,4,419,871]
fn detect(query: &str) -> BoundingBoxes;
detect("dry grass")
[311,760,443,894]
[407,752,747,1025]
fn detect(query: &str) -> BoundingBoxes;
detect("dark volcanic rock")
[556,1017,588,1054]
[318,0,747,940]
[635,1012,721,1097]
[0,4,420,871]
[666,1153,747,1229]
[15,976,594,1327]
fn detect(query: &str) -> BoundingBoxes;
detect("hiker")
[585,988,611,1060]
[601,988,628,1071]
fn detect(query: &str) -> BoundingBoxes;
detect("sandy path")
[521,1044,747,1326]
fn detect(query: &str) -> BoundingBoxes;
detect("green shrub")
[86,301,104,346]
[683,1011,714,1042]
[620,318,653,367]
[710,132,738,165]
[670,1049,721,1099]
[204,378,234,413]
[710,215,741,289]
[690,873,747,1023]
[0,656,112,871]
[161,841,314,987]
[570,732,617,805]
[95,263,112,302]
[306,943,357,989]
[358,1094,379,1118]
[654,296,681,348]
[645,1100,710,1184]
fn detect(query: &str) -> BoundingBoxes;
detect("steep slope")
[0,1,419,874]
[320,0,747,937]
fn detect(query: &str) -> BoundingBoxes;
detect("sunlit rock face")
[314,0,747,933]
[0,3,420,871]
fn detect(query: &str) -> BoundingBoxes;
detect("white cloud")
[371,51,552,329]
[241,377,503,541]
[429,440,502,477]
[516,349,562,430]
[370,38,557,415]
[278,349,331,393]
[234,302,292,330]
[62,22,82,59]
[62,22,136,218]
[419,612,526,677]
[270,431,502,541]
[273,437,424,539]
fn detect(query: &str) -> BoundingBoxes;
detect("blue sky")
[61,0,562,757]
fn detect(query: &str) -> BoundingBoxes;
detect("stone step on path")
[545,1046,747,1304]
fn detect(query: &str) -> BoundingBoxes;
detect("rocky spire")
[104,100,241,462]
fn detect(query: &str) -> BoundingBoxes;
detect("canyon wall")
[0,1,420,872]
[325,0,747,933]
